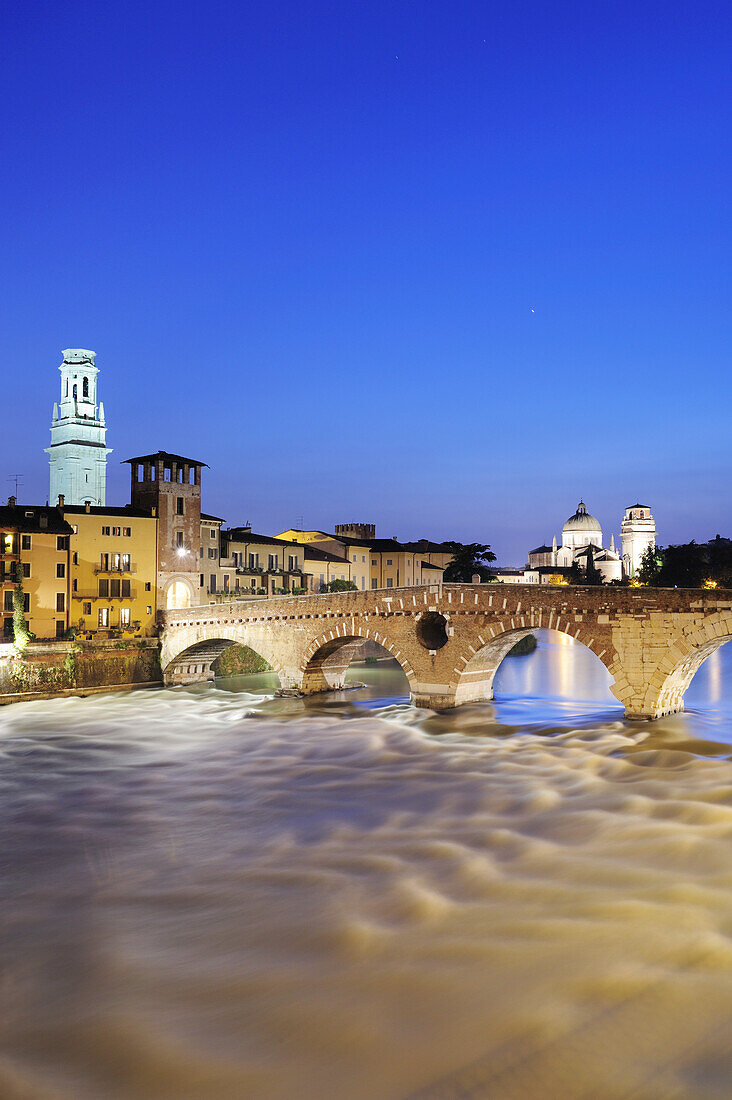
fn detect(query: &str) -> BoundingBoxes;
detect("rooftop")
[62,504,155,519]
[124,450,208,468]
[0,504,74,535]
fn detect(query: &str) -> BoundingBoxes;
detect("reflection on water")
[0,635,730,1099]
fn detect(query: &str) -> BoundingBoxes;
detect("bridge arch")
[301,626,415,695]
[637,612,732,718]
[162,622,286,687]
[452,621,618,707]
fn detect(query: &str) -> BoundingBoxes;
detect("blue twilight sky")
[1,0,730,564]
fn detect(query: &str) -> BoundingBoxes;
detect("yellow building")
[1,499,72,641]
[61,503,158,638]
[301,545,353,591]
[221,527,309,597]
[277,528,447,590]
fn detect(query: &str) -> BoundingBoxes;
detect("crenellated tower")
[45,349,111,506]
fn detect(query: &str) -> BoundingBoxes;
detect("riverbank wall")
[0,639,162,705]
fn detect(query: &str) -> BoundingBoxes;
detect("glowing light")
[176,547,187,557]
[702,579,718,589]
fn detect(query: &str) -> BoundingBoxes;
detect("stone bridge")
[159,583,732,719]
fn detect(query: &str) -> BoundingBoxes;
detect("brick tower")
[125,451,206,609]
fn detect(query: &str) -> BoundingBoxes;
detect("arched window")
[73,384,77,399]
[83,377,89,398]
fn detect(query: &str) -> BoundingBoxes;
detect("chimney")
[58,494,65,508]
[8,495,16,508]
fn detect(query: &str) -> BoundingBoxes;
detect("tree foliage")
[13,568,30,652]
[443,542,497,583]
[636,537,732,588]
[321,578,358,593]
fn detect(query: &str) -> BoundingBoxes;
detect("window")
[137,464,144,481]
[362,555,366,563]
[288,556,297,571]
[146,605,152,615]
[82,376,89,398]
[200,574,205,586]
[371,579,378,589]
[21,534,31,550]
[176,497,184,515]
[56,563,65,578]
[102,526,111,536]
[175,531,184,547]
[71,524,78,534]
[352,554,357,562]
[72,579,77,593]
[208,548,217,559]
[386,558,393,566]
[164,467,171,482]
[210,528,216,539]
[121,554,130,571]
[98,579,109,597]
[189,468,195,485]
[110,579,120,598]
[22,563,30,578]
[83,602,92,616]
[112,526,121,537]
[98,607,109,627]
[100,552,109,571]
[56,535,68,549]
[121,579,131,598]
[123,527,131,537]
[111,553,121,571]
[386,578,394,588]
[3,591,12,612]
[56,593,65,612]
[56,620,66,639]
[120,608,130,627]
[177,467,184,484]
[371,559,377,566]
[268,554,277,570]
[72,552,78,565]
[210,574,216,592]
[249,553,258,569]
[23,593,29,613]
[145,582,151,591]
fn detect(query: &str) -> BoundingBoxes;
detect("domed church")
[527,500,624,582]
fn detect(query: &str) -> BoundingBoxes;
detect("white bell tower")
[621,503,656,578]
[45,349,112,506]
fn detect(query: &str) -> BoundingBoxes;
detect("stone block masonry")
[161,583,732,719]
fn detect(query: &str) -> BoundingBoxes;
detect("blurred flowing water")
[0,631,731,1099]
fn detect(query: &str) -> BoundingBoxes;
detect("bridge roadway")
[160,582,732,719]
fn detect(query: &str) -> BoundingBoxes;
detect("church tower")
[45,349,111,506]
[621,503,656,578]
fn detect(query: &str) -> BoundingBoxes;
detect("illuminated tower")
[45,349,111,506]
[621,503,656,578]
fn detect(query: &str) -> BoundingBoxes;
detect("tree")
[443,542,496,583]
[321,578,357,593]
[13,566,30,652]
[584,549,603,586]
[636,543,663,586]
[567,561,584,585]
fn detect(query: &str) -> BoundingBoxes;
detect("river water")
[1,631,730,1099]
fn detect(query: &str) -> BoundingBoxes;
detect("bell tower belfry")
[45,349,112,506]
[621,503,656,578]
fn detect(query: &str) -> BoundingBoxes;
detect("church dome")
[563,501,602,535]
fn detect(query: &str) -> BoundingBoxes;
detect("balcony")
[75,587,137,601]
[94,562,136,574]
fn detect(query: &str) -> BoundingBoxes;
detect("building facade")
[126,452,205,610]
[46,349,111,507]
[221,528,308,597]
[1,500,72,640]
[61,503,158,638]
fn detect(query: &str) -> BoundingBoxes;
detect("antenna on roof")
[297,515,304,530]
[8,474,23,496]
